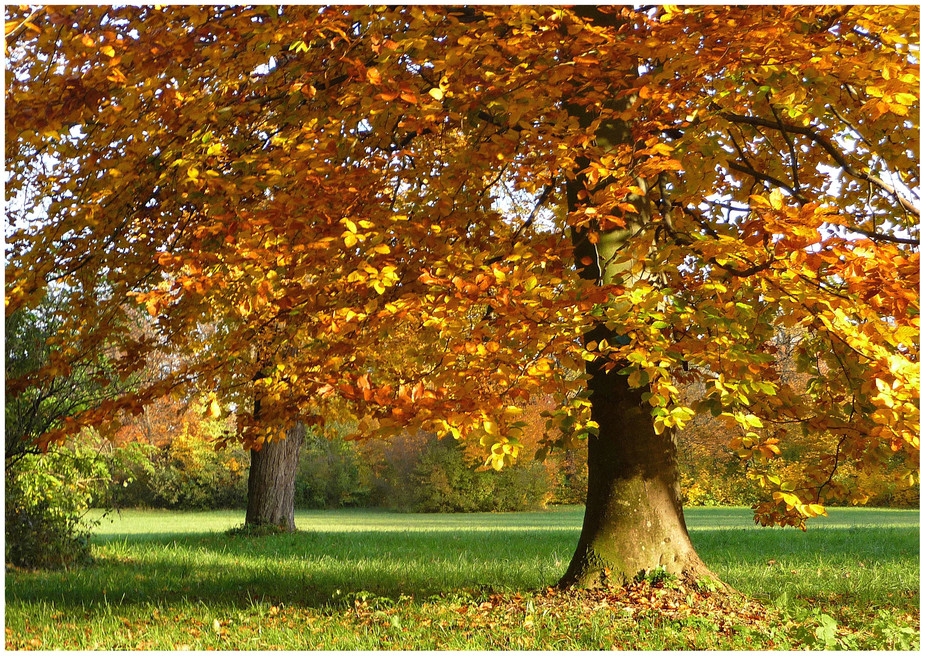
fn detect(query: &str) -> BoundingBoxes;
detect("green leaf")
[627,369,649,388]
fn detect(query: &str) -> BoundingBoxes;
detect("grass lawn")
[5,506,919,650]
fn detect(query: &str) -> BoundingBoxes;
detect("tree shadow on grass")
[5,526,918,612]
[6,527,574,610]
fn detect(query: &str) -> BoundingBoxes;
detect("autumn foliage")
[5,6,918,529]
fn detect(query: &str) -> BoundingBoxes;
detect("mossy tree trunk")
[558,329,712,587]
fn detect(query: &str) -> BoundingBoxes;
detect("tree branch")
[720,111,919,217]
[768,100,801,195]
[840,223,919,246]
[4,7,45,48]
[727,160,806,202]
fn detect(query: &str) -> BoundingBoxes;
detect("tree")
[6,6,918,586]
[245,423,304,531]
[5,290,130,470]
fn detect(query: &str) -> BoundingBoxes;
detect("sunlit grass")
[6,506,919,650]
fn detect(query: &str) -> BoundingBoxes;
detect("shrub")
[375,434,553,513]
[411,437,497,512]
[294,431,372,509]
[5,446,109,569]
[679,462,762,507]
[107,427,248,510]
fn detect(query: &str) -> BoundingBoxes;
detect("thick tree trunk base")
[557,487,716,589]
[557,326,720,590]
[245,423,304,532]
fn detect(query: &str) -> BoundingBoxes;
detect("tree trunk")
[559,4,713,587]
[558,332,711,588]
[245,423,304,531]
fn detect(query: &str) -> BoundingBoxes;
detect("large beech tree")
[6,6,919,586]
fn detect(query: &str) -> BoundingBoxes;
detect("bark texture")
[245,423,305,531]
[558,329,712,587]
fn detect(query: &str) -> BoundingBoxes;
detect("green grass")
[5,506,919,650]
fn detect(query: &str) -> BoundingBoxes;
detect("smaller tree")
[5,292,124,568]
[5,293,128,468]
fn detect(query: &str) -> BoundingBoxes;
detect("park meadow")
[5,506,919,650]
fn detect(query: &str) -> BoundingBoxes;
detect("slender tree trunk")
[245,423,304,531]
[559,5,713,587]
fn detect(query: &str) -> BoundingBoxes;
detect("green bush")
[493,459,554,511]
[294,431,372,509]
[411,437,496,512]
[391,434,553,513]
[107,431,248,510]
[5,446,109,569]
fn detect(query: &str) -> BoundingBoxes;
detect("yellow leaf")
[209,399,221,418]
[628,369,649,388]
[651,143,673,156]
[769,188,784,210]
[371,243,390,255]
[428,87,444,101]
[100,45,116,57]
[343,232,358,248]
[749,194,771,208]
[893,92,917,106]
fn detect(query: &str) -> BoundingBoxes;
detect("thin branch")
[680,205,719,239]
[721,111,919,217]
[4,6,45,48]
[826,104,875,151]
[839,223,919,246]
[727,160,805,202]
[511,183,555,243]
[768,100,801,194]
[708,256,775,278]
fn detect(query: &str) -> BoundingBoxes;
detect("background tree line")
[7,293,916,570]
[69,397,925,514]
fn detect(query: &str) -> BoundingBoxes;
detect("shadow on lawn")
[6,526,918,612]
